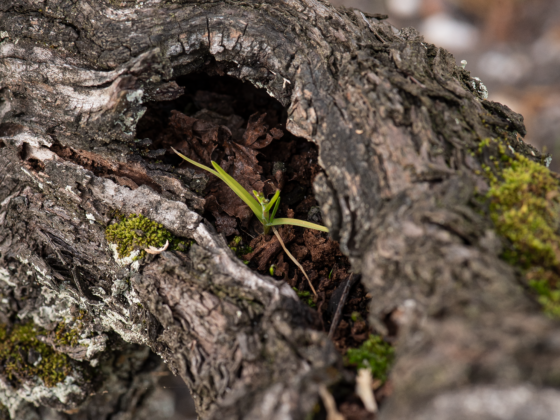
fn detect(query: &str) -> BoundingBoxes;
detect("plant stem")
[272,227,317,297]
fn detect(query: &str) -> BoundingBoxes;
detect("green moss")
[228,236,252,263]
[52,311,87,348]
[54,322,81,347]
[345,335,394,383]
[0,322,75,387]
[292,287,316,308]
[351,311,362,322]
[477,138,560,316]
[105,213,192,259]
[530,274,560,317]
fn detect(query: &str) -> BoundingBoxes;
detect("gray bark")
[0,1,559,419]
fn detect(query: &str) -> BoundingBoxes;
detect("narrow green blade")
[253,190,264,205]
[173,147,264,223]
[211,161,262,219]
[268,218,329,232]
[264,190,280,213]
[171,147,221,178]
[270,196,281,222]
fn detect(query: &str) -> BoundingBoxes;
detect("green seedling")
[293,287,317,308]
[351,311,363,322]
[171,148,328,235]
[172,147,328,296]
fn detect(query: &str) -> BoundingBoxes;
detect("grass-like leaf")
[172,147,328,234]
[269,218,329,232]
[210,162,263,218]
[170,147,221,178]
[271,196,281,222]
[264,189,281,214]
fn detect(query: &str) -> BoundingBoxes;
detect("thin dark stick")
[328,273,360,339]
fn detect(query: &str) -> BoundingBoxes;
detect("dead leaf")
[356,369,377,413]
[145,240,169,254]
[319,385,345,420]
[242,112,268,147]
[243,225,295,270]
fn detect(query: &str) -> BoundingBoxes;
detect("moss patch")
[53,310,87,347]
[106,213,192,260]
[345,335,394,383]
[54,323,81,347]
[0,322,75,387]
[292,287,316,308]
[477,138,560,316]
[228,236,252,263]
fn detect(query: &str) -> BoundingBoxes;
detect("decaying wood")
[1,1,559,419]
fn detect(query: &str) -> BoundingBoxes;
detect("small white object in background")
[318,385,345,420]
[421,13,479,52]
[386,0,421,18]
[461,60,468,69]
[356,368,378,413]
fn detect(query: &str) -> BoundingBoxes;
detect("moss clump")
[292,287,316,308]
[53,310,88,347]
[54,323,81,347]
[0,322,75,387]
[105,213,192,260]
[345,335,394,383]
[228,236,253,263]
[478,138,560,316]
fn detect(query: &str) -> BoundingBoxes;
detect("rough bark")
[0,1,559,419]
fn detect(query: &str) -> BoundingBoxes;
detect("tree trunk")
[1,1,559,419]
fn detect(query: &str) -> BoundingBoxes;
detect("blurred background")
[329,0,560,171]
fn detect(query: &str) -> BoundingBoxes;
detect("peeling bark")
[0,1,559,419]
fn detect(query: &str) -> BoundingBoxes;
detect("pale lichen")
[0,267,15,287]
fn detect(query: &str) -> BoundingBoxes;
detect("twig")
[409,75,426,88]
[272,227,317,297]
[356,368,378,413]
[328,273,360,339]
[319,385,345,420]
